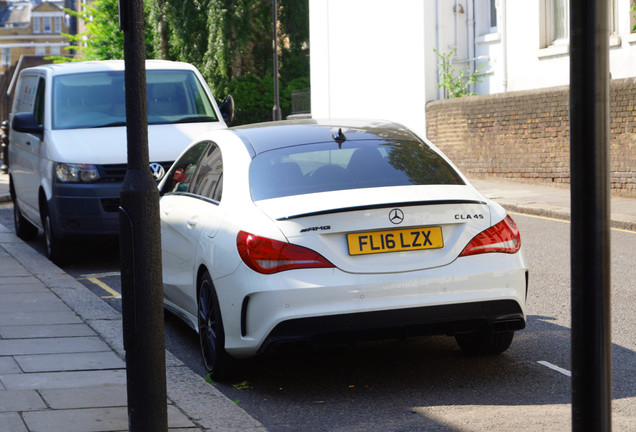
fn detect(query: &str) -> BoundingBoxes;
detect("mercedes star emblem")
[389,208,404,225]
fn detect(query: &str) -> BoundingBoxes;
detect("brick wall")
[426,78,636,197]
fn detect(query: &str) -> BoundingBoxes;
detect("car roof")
[231,119,421,156]
[22,60,198,76]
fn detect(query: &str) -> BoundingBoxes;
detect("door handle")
[186,219,197,228]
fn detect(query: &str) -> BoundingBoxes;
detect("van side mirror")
[219,95,234,125]
[12,112,43,136]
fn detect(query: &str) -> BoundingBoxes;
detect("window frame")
[43,16,52,33]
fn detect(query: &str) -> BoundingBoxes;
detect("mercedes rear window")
[249,140,465,201]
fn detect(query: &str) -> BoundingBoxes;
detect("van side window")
[33,78,46,125]
[190,143,223,202]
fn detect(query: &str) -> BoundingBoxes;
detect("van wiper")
[174,115,217,124]
[90,121,127,128]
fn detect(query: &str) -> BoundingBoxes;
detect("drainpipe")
[435,0,443,99]
[499,0,508,92]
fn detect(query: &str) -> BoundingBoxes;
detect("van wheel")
[43,206,70,266]
[14,200,38,240]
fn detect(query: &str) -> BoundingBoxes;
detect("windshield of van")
[52,70,219,129]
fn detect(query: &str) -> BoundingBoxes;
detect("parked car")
[8,60,232,264]
[158,119,528,380]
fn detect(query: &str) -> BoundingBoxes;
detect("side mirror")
[12,112,43,136]
[219,95,234,125]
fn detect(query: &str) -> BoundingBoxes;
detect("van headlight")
[54,163,101,183]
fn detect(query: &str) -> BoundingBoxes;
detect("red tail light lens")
[459,215,521,257]
[237,231,335,274]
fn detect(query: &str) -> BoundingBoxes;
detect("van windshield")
[52,70,219,130]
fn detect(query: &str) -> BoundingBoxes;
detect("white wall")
[309,0,430,138]
[310,0,636,137]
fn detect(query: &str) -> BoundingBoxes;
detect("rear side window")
[249,140,464,201]
[190,143,223,202]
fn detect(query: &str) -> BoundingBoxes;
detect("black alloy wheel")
[197,271,236,381]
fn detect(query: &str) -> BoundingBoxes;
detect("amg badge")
[300,225,331,233]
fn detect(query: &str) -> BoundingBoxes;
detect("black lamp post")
[118,1,168,431]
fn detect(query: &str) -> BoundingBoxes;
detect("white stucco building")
[309,0,636,138]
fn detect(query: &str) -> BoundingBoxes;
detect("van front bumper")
[50,181,123,237]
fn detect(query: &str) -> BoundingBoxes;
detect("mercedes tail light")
[237,231,335,274]
[459,215,521,257]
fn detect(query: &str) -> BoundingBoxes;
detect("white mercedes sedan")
[158,119,528,380]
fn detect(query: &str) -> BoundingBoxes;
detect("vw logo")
[149,162,166,181]
[388,208,404,225]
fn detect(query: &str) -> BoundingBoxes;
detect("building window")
[540,0,569,50]
[550,0,568,44]
[33,17,40,33]
[477,0,498,36]
[630,0,636,33]
[35,45,46,55]
[54,16,62,33]
[43,17,52,33]
[50,46,61,55]
[489,0,497,30]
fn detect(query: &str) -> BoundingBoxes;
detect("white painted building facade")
[309,0,636,138]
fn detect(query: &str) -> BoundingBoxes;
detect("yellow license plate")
[347,227,444,256]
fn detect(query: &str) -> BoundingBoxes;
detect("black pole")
[118,1,168,431]
[569,1,611,431]
[272,0,282,120]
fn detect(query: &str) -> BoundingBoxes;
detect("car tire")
[13,199,38,241]
[455,330,514,356]
[43,205,70,266]
[198,270,238,381]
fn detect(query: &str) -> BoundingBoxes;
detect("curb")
[498,202,636,232]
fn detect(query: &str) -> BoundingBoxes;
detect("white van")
[9,60,232,264]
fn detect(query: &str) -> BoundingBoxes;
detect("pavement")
[0,168,634,432]
[0,170,267,431]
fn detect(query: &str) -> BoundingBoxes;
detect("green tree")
[55,0,154,61]
[279,0,310,84]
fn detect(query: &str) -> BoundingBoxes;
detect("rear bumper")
[216,251,528,358]
[259,299,525,354]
